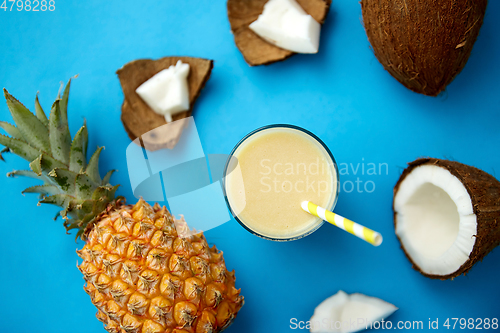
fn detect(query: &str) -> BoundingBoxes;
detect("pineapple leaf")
[75,229,84,239]
[40,193,73,209]
[34,94,49,127]
[0,99,66,174]
[102,169,116,185]
[104,185,120,202]
[48,100,71,164]
[91,185,119,208]
[3,89,50,152]
[0,147,8,161]
[91,185,109,201]
[0,121,23,140]
[2,80,119,241]
[0,133,43,162]
[28,154,66,177]
[75,173,97,199]
[66,210,92,236]
[26,152,66,176]
[69,123,88,173]
[59,78,73,126]
[29,155,42,175]
[7,169,54,185]
[48,168,77,194]
[8,169,41,179]
[86,147,103,184]
[23,185,60,196]
[92,194,110,216]
[75,200,94,220]
[43,154,66,173]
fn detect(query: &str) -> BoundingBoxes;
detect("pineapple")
[0,80,244,333]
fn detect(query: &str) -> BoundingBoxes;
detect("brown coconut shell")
[393,158,500,280]
[361,0,488,96]
[227,0,331,66]
[117,57,213,150]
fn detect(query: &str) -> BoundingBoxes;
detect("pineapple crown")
[0,79,120,240]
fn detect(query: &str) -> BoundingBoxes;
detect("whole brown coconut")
[361,0,488,96]
[393,158,500,280]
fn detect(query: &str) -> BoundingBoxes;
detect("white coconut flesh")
[135,60,190,123]
[394,164,477,276]
[249,0,321,54]
[310,290,398,333]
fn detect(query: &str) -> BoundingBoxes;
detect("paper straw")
[301,201,383,246]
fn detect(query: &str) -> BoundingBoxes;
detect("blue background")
[0,1,499,332]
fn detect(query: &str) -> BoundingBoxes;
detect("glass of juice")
[223,124,339,241]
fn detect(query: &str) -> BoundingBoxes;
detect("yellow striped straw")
[301,201,383,246]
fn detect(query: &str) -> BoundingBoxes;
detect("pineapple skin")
[77,199,244,333]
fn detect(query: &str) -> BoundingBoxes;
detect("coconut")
[361,0,488,96]
[310,290,398,333]
[393,158,500,280]
[227,0,331,66]
[117,56,213,150]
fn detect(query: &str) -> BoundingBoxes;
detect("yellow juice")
[225,126,338,240]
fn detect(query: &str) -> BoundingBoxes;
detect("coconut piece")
[361,0,488,96]
[135,60,190,123]
[227,0,331,66]
[249,0,321,54]
[394,158,500,279]
[117,56,213,150]
[121,101,189,151]
[310,290,398,333]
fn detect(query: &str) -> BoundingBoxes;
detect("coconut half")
[117,56,213,151]
[394,158,500,279]
[227,0,331,66]
[310,290,397,333]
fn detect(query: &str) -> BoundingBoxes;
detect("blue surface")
[1,1,499,332]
